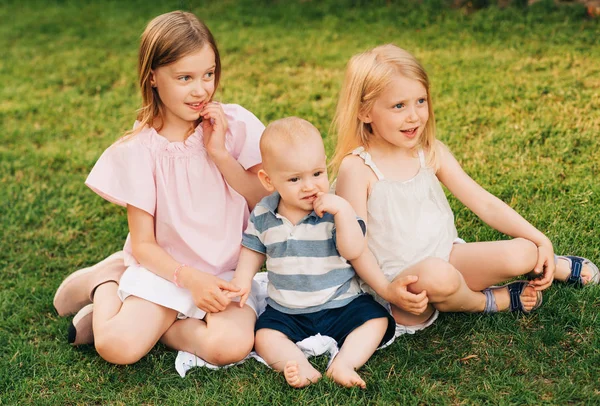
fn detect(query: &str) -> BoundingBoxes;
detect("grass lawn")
[1,0,599,404]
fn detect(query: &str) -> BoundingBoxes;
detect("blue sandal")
[556,255,600,287]
[482,281,543,314]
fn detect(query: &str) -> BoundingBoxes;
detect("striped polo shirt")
[242,192,364,314]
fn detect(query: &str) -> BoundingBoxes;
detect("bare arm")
[127,204,239,313]
[229,246,266,307]
[211,156,268,210]
[436,142,554,287]
[200,103,269,210]
[313,192,365,260]
[436,143,549,245]
[335,156,427,312]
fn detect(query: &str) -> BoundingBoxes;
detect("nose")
[407,106,418,122]
[191,80,208,97]
[301,179,314,192]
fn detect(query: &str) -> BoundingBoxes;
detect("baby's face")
[266,138,329,215]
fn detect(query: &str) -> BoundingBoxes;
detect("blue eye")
[394,103,404,109]
[204,71,215,80]
[418,98,427,105]
[179,75,192,82]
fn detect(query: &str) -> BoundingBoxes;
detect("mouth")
[302,193,318,202]
[401,126,419,139]
[186,101,205,111]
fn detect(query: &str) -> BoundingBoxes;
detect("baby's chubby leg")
[254,329,321,388]
[160,303,256,366]
[326,317,388,389]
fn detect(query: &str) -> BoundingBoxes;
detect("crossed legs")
[390,238,541,326]
[90,282,255,365]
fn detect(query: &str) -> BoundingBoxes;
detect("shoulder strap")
[351,147,385,180]
[417,149,426,168]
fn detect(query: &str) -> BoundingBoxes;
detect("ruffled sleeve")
[85,132,156,216]
[223,104,264,169]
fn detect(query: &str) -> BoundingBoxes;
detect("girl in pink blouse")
[53,11,269,365]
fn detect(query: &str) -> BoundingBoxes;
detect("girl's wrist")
[176,265,198,288]
[536,235,552,248]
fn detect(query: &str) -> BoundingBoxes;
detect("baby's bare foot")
[326,360,366,389]
[283,361,321,388]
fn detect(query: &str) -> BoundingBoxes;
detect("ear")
[149,70,157,88]
[257,169,275,193]
[358,108,372,124]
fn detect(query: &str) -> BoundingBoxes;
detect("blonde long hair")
[125,11,221,138]
[329,44,439,178]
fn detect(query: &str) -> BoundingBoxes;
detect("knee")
[202,331,254,366]
[254,328,282,354]
[94,331,147,365]
[418,258,462,298]
[506,238,538,274]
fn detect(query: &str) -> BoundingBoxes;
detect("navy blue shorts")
[255,294,395,347]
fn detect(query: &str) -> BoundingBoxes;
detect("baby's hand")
[529,241,555,291]
[227,277,252,308]
[386,275,428,315]
[313,192,350,218]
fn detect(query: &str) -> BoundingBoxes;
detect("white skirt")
[117,266,261,320]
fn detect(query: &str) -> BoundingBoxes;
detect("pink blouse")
[85,103,264,276]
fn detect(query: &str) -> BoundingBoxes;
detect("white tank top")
[352,147,458,286]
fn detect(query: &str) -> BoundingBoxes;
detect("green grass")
[1,0,599,404]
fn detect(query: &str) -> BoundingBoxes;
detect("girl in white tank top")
[351,146,458,299]
[330,45,597,328]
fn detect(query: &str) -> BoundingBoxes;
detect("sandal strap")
[507,281,526,312]
[482,288,498,313]
[564,256,583,286]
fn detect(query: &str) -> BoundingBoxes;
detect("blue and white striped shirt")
[242,192,364,314]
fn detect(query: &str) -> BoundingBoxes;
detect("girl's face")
[364,74,429,151]
[151,44,216,133]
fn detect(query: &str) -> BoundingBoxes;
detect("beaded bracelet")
[173,263,186,288]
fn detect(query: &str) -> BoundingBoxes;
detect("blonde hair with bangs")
[329,44,439,178]
[125,11,221,139]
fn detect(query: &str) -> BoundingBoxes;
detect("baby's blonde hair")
[125,11,221,139]
[329,44,439,178]
[260,117,323,170]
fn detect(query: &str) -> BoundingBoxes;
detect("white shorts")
[117,266,260,320]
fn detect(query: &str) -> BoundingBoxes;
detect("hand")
[183,268,241,313]
[313,192,350,218]
[385,275,429,315]
[201,101,229,159]
[529,241,555,291]
[226,276,253,308]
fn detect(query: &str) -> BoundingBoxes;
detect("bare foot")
[554,257,595,285]
[283,361,321,388]
[492,284,539,312]
[326,359,366,389]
